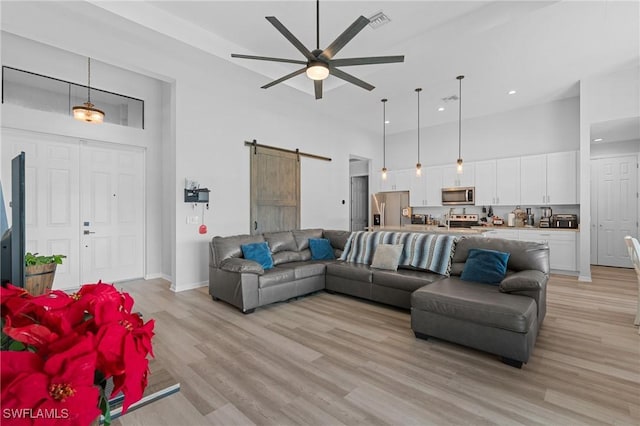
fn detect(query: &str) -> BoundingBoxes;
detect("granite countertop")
[371,225,484,234]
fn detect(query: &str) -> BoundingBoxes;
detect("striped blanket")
[340,231,459,276]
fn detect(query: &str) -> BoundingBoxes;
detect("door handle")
[254,221,258,230]
[83,230,96,235]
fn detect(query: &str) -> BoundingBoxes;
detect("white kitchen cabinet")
[496,158,521,205]
[519,230,577,271]
[520,151,577,205]
[409,166,443,207]
[474,159,520,206]
[474,160,496,206]
[483,229,519,240]
[442,163,474,188]
[380,169,412,192]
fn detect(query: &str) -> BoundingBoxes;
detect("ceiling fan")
[231,0,404,100]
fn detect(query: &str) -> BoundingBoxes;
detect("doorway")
[1,129,145,289]
[591,155,638,267]
[350,176,368,231]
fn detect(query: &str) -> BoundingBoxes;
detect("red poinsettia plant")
[1,282,155,426]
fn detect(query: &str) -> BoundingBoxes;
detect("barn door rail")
[244,140,331,162]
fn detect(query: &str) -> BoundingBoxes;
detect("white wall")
[383,96,579,172]
[1,3,377,291]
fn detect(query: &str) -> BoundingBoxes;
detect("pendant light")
[72,58,105,124]
[381,98,388,180]
[415,88,422,177]
[456,75,464,174]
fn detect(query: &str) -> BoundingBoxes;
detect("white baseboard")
[145,272,172,282]
[171,280,207,293]
[578,274,592,282]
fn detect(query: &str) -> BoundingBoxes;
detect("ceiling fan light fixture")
[306,61,329,80]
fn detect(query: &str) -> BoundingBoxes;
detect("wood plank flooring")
[112,266,640,425]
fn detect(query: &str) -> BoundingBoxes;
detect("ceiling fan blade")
[231,54,307,65]
[314,80,323,100]
[330,55,405,67]
[265,16,315,61]
[261,67,307,89]
[320,15,370,60]
[330,68,374,91]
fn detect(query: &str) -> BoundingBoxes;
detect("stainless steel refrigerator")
[372,191,410,227]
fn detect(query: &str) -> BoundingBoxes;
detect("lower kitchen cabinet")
[480,228,577,272]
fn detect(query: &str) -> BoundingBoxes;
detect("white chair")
[623,236,640,334]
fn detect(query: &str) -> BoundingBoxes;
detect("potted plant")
[24,252,66,296]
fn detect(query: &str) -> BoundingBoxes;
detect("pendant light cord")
[87,57,92,104]
[457,76,463,159]
[382,98,387,169]
[416,88,421,162]
[316,0,320,50]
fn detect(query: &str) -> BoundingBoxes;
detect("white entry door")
[79,143,145,283]
[1,130,80,289]
[593,155,638,267]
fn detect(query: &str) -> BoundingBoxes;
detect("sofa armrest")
[219,258,264,275]
[499,270,546,293]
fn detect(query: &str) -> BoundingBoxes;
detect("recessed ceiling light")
[385,120,390,124]
[593,138,603,142]
[437,107,445,112]
[508,90,517,95]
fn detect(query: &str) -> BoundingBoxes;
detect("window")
[2,66,144,129]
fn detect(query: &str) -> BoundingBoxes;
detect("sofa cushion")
[219,258,264,275]
[411,278,537,333]
[264,231,297,254]
[373,268,442,292]
[258,267,296,288]
[293,229,324,251]
[272,250,304,265]
[276,261,327,279]
[326,261,373,283]
[241,242,274,270]
[309,238,335,260]
[370,244,403,271]
[460,248,510,284]
[323,230,352,251]
[213,234,265,265]
[452,237,549,276]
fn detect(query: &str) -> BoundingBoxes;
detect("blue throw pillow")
[309,238,335,260]
[241,241,274,270]
[460,248,510,285]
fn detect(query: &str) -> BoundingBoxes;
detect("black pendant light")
[456,75,464,174]
[381,98,388,180]
[415,87,422,177]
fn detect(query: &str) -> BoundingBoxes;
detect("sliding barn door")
[250,146,300,235]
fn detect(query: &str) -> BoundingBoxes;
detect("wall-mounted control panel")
[184,188,210,203]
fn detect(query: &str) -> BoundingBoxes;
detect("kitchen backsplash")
[411,205,580,226]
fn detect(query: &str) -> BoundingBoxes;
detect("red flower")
[2,315,58,349]
[1,335,101,426]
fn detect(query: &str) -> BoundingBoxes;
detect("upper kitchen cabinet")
[380,169,412,192]
[520,151,577,205]
[410,166,443,207]
[474,159,520,206]
[442,163,475,188]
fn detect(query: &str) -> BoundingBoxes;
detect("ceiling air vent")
[368,12,391,29]
[441,95,459,103]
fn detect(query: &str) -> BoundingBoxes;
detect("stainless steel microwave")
[442,187,475,205]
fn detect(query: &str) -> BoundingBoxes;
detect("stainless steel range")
[448,213,479,228]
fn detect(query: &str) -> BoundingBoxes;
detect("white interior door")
[80,143,145,283]
[350,176,368,231]
[594,155,638,267]
[1,130,80,290]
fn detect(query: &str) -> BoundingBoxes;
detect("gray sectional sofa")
[209,229,549,368]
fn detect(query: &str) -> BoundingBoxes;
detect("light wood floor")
[112,266,640,425]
